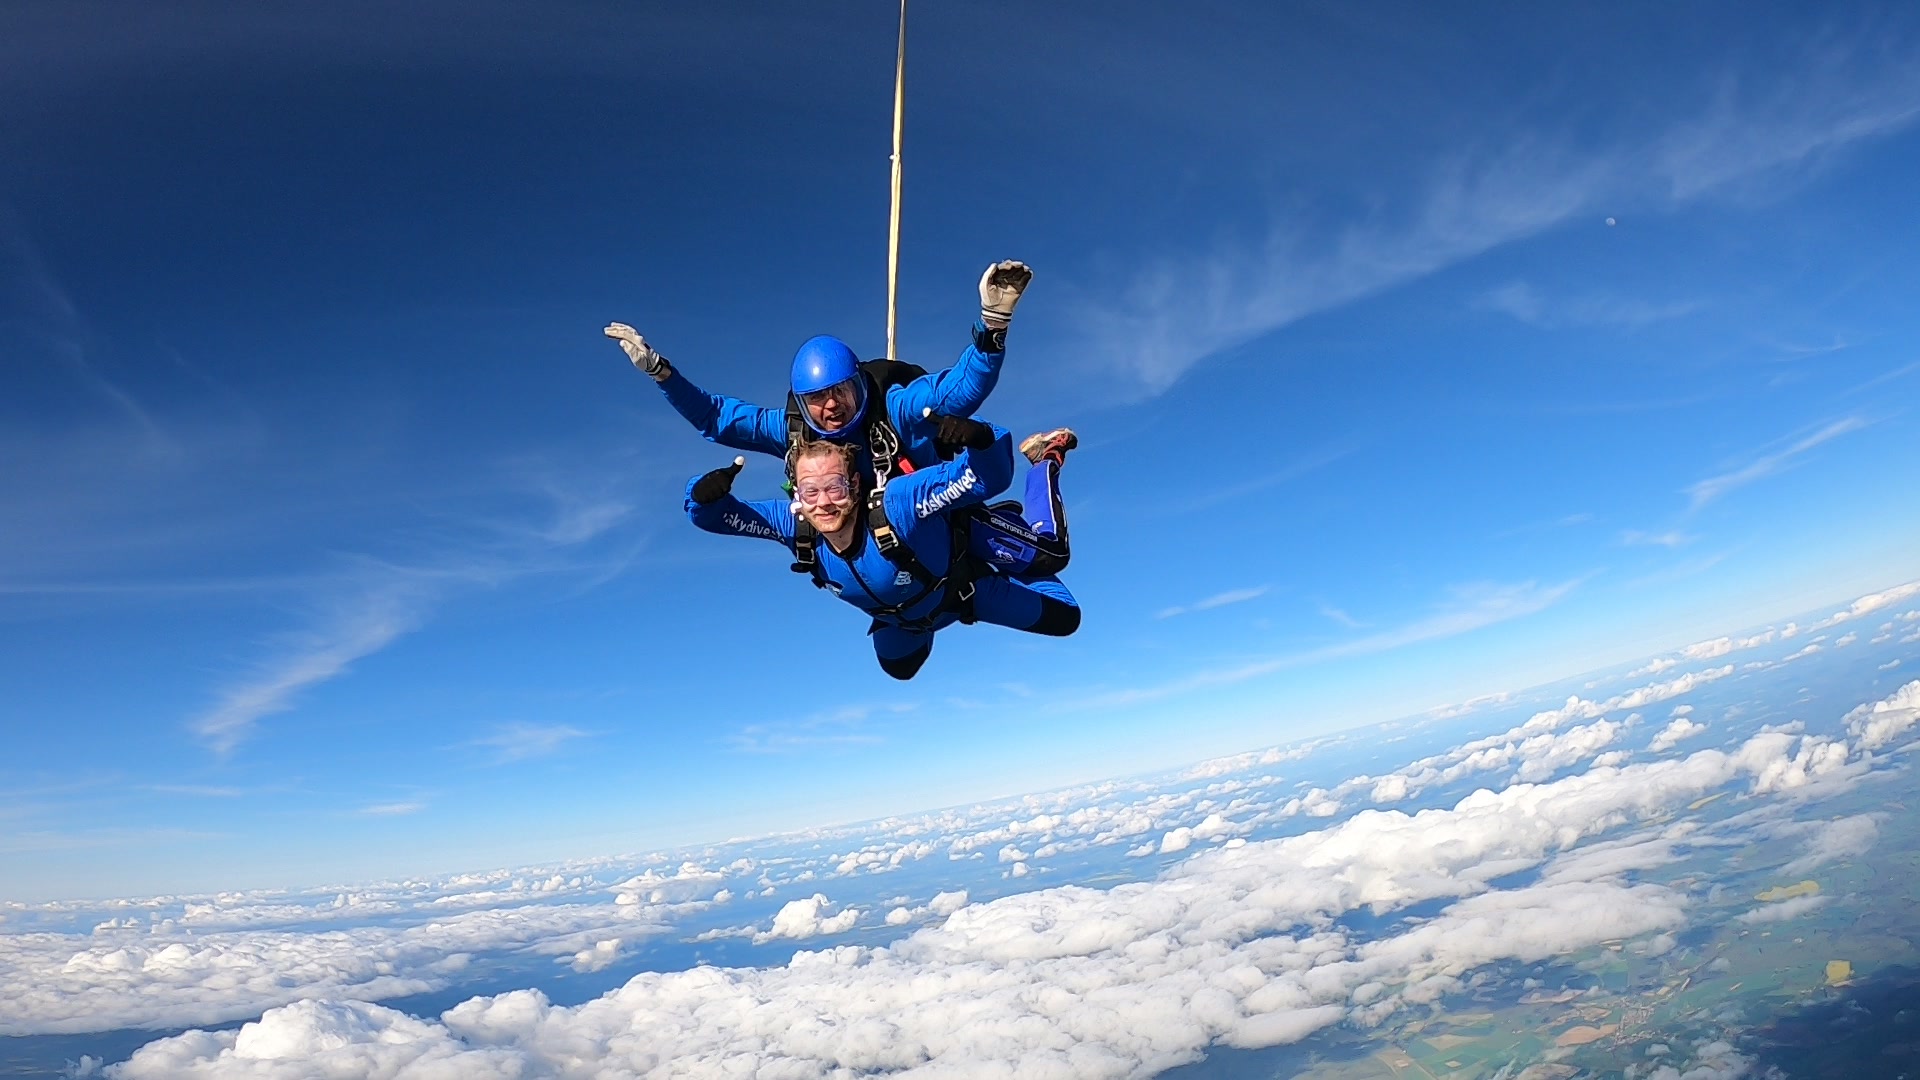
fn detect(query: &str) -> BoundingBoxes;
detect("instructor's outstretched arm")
[890,260,1032,427]
[606,323,788,459]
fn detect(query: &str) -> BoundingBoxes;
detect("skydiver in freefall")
[684,414,1080,680]
[604,260,1034,487]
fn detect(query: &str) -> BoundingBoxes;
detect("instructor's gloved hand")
[605,323,672,382]
[692,457,746,505]
[978,260,1032,332]
[925,409,996,453]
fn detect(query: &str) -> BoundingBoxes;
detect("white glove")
[978,260,1032,331]
[604,323,671,381]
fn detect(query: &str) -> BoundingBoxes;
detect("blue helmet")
[790,335,868,437]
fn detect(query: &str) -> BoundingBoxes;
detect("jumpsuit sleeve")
[685,481,797,547]
[656,368,791,459]
[888,425,1016,528]
[886,321,1006,430]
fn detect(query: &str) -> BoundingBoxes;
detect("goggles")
[795,476,853,504]
[796,378,861,432]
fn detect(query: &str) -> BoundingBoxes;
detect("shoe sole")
[1020,429,1079,463]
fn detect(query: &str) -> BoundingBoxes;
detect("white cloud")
[1684,417,1869,508]
[1644,1040,1756,1079]
[1073,40,1920,397]
[1536,831,1690,886]
[1482,283,1698,330]
[1155,585,1270,619]
[1681,637,1733,660]
[30,589,1920,1072]
[1179,743,1315,780]
[1511,719,1625,783]
[612,862,730,906]
[1318,604,1365,629]
[1281,788,1343,818]
[830,838,937,877]
[751,894,860,944]
[110,714,1887,1077]
[1778,814,1879,876]
[355,802,424,817]
[1191,814,1235,841]
[191,587,425,754]
[1735,731,1859,793]
[1628,656,1679,678]
[728,703,904,754]
[1091,578,1579,709]
[566,938,624,974]
[1648,717,1707,753]
[1811,580,1920,629]
[1733,894,1828,924]
[1611,666,1734,712]
[470,723,591,763]
[1426,690,1513,721]
[1844,678,1920,751]
[1365,665,1735,801]
[1148,819,1237,856]
[2,886,697,1035]
[1369,774,1410,803]
[148,475,646,755]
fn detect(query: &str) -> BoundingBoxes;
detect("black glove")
[692,457,745,505]
[929,413,995,454]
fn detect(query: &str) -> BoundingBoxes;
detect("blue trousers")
[967,457,1071,576]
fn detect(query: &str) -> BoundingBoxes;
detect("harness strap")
[944,509,979,625]
[865,501,982,630]
[867,484,937,586]
[790,519,827,587]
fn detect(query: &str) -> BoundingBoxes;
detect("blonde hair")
[788,438,860,482]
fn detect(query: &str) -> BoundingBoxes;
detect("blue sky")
[4,0,1919,902]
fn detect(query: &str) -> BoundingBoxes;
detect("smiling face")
[793,447,859,538]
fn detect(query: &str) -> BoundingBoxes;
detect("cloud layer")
[103,667,1908,1077]
[3,582,1910,1076]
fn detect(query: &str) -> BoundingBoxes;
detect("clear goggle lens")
[795,476,853,504]
[798,378,858,409]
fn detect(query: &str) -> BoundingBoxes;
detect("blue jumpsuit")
[686,427,1078,679]
[656,323,1005,475]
